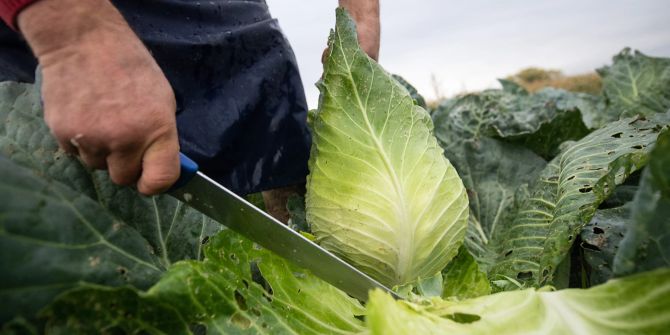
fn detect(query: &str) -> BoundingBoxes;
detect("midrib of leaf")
[195,215,206,261]
[626,63,639,98]
[335,28,413,281]
[0,181,160,272]
[539,293,591,335]
[152,197,170,266]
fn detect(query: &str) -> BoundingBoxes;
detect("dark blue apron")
[0,0,311,195]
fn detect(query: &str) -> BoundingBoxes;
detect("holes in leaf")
[117,267,127,275]
[581,242,601,252]
[607,151,615,155]
[242,279,249,289]
[355,315,365,322]
[504,250,513,257]
[250,308,261,317]
[631,145,644,149]
[201,236,210,245]
[593,227,604,234]
[517,271,533,280]
[547,176,558,182]
[568,235,573,241]
[234,290,248,311]
[542,269,549,277]
[567,175,576,181]
[230,312,251,329]
[444,313,481,324]
[579,186,593,193]
[191,325,206,334]
[611,132,623,138]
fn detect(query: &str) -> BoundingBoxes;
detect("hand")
[18,0,180,195]
[339,0,380,60]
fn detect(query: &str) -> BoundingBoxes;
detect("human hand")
[323,0,380,62]
[340,0,380,60]
[18,0,180,195]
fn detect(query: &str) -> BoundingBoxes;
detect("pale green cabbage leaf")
[367,268,670,335]
[306,9,468,287]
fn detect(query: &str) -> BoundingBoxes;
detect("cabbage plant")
[1,8,670,335]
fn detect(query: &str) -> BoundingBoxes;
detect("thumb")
[136,135,180,195]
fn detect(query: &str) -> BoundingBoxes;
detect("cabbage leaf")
[306,9,468,287]
[367,268,670,335]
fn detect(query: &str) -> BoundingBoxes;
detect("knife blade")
[168,153,400,302]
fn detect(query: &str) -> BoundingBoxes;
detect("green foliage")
[307,9,468,287]
[579,207,629,286]
[0,82,222,323]
[598,48,670,117]
[487,114,668,287]
[42,230,366,334]
[613,130,670,276]
[2,9,670,335]
[367,268,670,335]
[441,246,491,299]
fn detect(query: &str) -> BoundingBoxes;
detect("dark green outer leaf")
[0,156,163,322]
[614,129,670,276]
[488,114,668,287]
[450,138,546,271]
[0,81,221,322]
[498,79,528,96]
[580,206,629,286]
[598,48,670,118]
[432,87,599,160]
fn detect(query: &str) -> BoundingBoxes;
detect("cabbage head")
[306,9,469,287]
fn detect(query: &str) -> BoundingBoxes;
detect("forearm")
[339,0,380,60]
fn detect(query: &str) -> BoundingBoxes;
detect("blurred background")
[267,0,670,108]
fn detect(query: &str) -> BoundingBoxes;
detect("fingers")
[106,149,142,186]
[136,135,180,195]
[55,133,108,169]
[78,150,108,170]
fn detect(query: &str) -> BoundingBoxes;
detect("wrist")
[17,0,132,59]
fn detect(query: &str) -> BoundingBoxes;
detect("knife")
[168,153,400,302]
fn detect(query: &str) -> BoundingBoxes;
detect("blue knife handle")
[168,152,199,192]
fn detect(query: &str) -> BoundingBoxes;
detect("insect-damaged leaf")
[487,113,669,287]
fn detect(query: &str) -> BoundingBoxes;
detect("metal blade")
[170,171,400,302]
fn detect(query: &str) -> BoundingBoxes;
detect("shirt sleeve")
[0,0,39,30]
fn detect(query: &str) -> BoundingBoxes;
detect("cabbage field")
[2,9,670,334]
